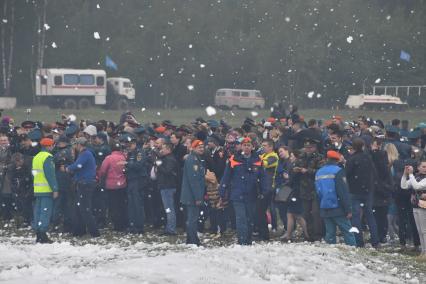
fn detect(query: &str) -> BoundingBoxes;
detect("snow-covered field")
[0,230,423,284]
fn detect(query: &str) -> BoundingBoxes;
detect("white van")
[214,88,265,109]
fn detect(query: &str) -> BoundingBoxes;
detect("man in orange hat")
[32,137,58,243]
[315,150,355,246]
[180,139,206,245]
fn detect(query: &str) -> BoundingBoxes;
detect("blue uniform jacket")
[180,152,206,206]
[315,161,352,218]
[126,149,148,183]
[219,153,262,202]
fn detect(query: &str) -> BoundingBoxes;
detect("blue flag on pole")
[105,55,118,70]
[400,50,411,62]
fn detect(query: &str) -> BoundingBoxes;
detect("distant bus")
[214,88,265,109]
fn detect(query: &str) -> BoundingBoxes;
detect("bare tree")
[0,0,15,97]
[30,0,48,103]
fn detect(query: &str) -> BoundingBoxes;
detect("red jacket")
[98,151,127,190]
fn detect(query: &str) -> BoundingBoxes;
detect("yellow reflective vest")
[32,151,53,194]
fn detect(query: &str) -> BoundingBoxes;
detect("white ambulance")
[214,88,265,109]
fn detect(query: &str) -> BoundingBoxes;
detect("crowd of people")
[0,107,426,257]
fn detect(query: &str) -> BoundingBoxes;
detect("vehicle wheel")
[63,98,77,109]
[78,98,92,110]
[48,99,61,109]
[116,98,129,111]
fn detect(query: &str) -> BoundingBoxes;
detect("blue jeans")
[186,205,200,245]
[160,188,176,233]
[233,200,256,245]
[127,180,145,233]
[32,196,53,233]
[324,216,356,246]
[351,192,379,247]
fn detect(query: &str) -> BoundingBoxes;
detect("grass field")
[3,106,426,127]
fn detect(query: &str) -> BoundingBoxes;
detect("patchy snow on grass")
[0,236,405,284]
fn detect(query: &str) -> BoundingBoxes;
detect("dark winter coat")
[206,146,227,181]
[345,150,375,196]
[370,150,393,207]
[156,153,178,190]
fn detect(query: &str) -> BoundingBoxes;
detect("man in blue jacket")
[315,150,356,246]
[220,137,262,245]
[66,137,100,237]
[32,137,58,243]
[180,140,206,245]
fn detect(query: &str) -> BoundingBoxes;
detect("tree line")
[1,0,425,108]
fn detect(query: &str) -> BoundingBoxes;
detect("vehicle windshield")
[123,81,132,88]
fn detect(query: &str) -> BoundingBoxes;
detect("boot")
[40,232,53,244]
[35,232,42,243]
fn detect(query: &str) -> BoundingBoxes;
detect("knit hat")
[241,137,252,144]
[83,125,97,136]
[40,138,54,147]
[327,150,341,160]
[191,139,204,148]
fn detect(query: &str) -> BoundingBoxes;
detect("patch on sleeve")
[136,152,143,161]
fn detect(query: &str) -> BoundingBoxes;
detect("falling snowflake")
[200,64,206,68]
[2,19,7,23]
[375,78,381,84]
[139,24,144,29]
[284,17,290,22]
[187,85,194,91]
[188,44,193,49]
[205,106,217,116]
[105,37,110,41]
[31,142,38,147]
[349,227,360,234]
[44,23,50,30]
[141,107,146,112]
[386,15,391,20]
[307,91,315,98]
[291,197,297,202]
[94,32,100,39]
[165,208,171,213]
[251,111,258,117]
[96,3,100,9]
[77,164,83,168]
[316,93,322,98]
[230,111,235,117]
[51,42,57,48]
[346,36,353,43]
[156,112,161,116]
